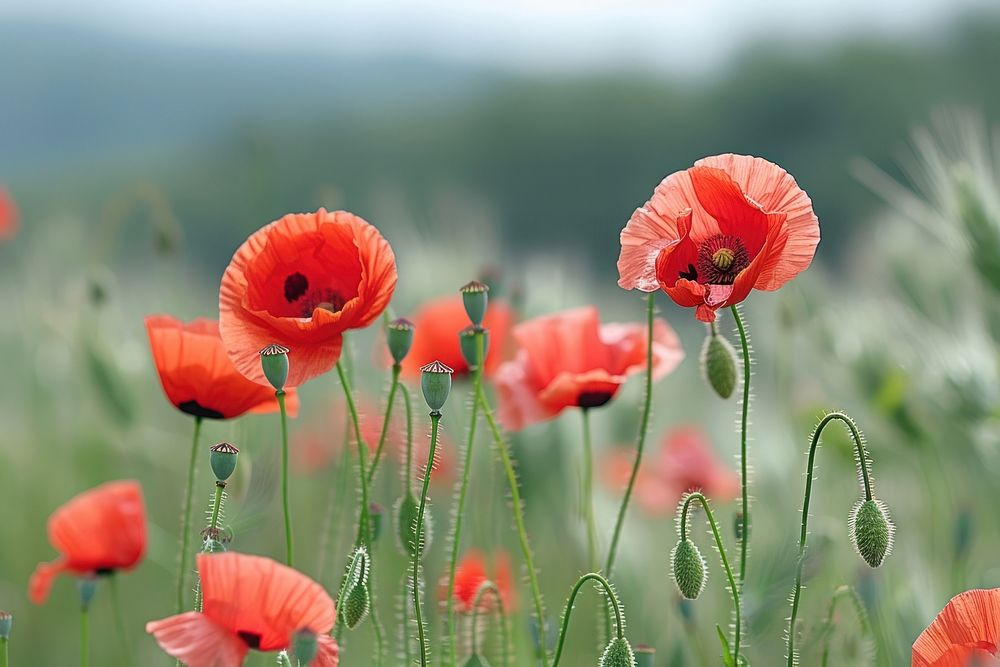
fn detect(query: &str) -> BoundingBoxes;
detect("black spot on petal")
[284,272,309,303]
[178,401,225,420]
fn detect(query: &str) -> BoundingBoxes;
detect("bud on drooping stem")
[460,326,490,371]
[671,539,707,600]
[386,318,415,366]
[850,499,894,568]
[600,637,636,667]
[259,343,290,392]
[420,361,454,414]
[700,325,738,399]
[337,546,371,630]
[460,280,490,328]
[209,442,239,482]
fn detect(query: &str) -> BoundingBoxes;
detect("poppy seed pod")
[78,577,99,610]
[259,344,290,392]
[387,318,415,365]
[420,361,454,413]
[600,637,637,667]
[850,498,894,568]
[459,326,491,371]
[460,280,490,328]
[292,629,318,664]
[700,330,738,399]
[395,494,432,558]
[462,654,490,667]
[209,442,239,482]
[633,645,654,667]
[337,547,371,630]
[672,539,707,600]
[0,611,11,639]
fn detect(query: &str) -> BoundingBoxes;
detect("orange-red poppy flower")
[618,154,819,322]
[220,209,397,388]
[147,552,339,667]
[913,588,1000,666]
[445,549,516,614]
[30,481,146,604]
[602,426,739,516]
[0,187,18,242]
[399,295,514,378]
[146,315,299,420]
[494,306,683,431]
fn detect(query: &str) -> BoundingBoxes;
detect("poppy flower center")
[281,272,349,317]
[696,234,750,285]
[237,631,262,649]
[577,391,614,409]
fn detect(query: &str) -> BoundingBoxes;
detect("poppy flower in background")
[220,209,397,388]
[494,306,683,431]
[145,315,299,420]
[912,588,1000,666]
[602,426,739,516]
[292,393,390,473]
[30,480,146,604]
[0,187,18,242]
[147,552,339,667]
[618,154,820,322]
[445,549,516,614]
[399,295,515,378]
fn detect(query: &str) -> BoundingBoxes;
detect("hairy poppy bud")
[387,318,415,365]
[700,330,738,399]
[672,539,707,600]
[463,654,490,667]
[337,547,371,630]
[292,629,318,664]
[78,577,99,610]
[0,611,11,639]
[420,360,454,413]
[600,637,636,667]
[850,499,893,568]
[259,344,290,392]
[460,280,490,328]
[459,326,490,370]
[209,442,239,482]
[395,494,432,558]
[633,645,654,667]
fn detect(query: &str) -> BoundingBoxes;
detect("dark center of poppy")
[577,391,613,409]
[95,568,115,576]
[281,270,350,318]
[178,400,225,420]
[696,234,750,285]
[238,631,262,649]
[284,272,310,302]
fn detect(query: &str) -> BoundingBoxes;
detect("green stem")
[470,580,509,666]
[445,330,484,665]
[477,384,550,667]
[176,415,202,613]
[604,292,655,576]
[276,390,294,567]
[820,585,871,667]
[80,606,89,667]
[109,574,132,665]
[367,365,402,487]
[279,650,293,667]
[581,408,597,571]
[787,412,874,666]
[401,383,414,493]
[730,305,751,588]
[412,412,442,667]
[0,637,7,667]
[209,483,224,534]
[680,492,741,665]
[552,573,625,667]
[401,575,413,666]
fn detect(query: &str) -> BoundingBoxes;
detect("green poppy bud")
[459,326,490,371]
[600,637,636,667]
[460,280,490,327]
[633,645,654,667]
[850,498,893,568]
[209,442,239,482]
[462,654,491,667]
[700,331,738,399]
[420,360,454,413]
[0,611,11,639]
[78,577,99,610]
[395,494,432,558]
[672,539,707,600]
[292,629,318,664]
[337,547,371,630]
[259,344,290,392]
[387,318,415,365]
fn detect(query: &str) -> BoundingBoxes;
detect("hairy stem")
[552,573,625,667]
[730,304,751,588]
[820,585,871,667]
[470,580,509,666]
[176,415,202,612]
[412,412,442,667]
[581,408,597,571]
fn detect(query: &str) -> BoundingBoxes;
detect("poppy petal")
[146,612,249,667]
[618,206,688,292]
[313,634,340,667]
[495,351,560,431]
[28,559,67,605]
[688,166,772,259]
[913,589,1000,667]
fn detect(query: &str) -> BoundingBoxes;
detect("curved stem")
[680,492,741,665]
[820,585,871,667]
[470,580,509,666]
[552,573,625,667]
[730,304,751,588]
[581,408,597,571]
[277,391,294,567]
[786,412,874,666]
[79,606,89,667]
[176,416,202,612]
[412,412,442,667]
[605,292,655,576]
[477,385,550,667]
[445,330,484,665]
[367,365,402,487]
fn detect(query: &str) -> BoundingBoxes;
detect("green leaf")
[716,624,735,667]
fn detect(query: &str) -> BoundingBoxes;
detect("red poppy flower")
[618,154,819,322]
[446,550,516,614]
[147,552,339,667]
[602,426,738,516]
[29,481,146,604]
[220,209,397,388]
[146,315,299,420]
[913,588,1000,666]
[0,187,18,242]
[494,306,683,431]
[399,295,514,378]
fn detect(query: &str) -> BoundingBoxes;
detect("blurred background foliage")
[3,4,1000,666]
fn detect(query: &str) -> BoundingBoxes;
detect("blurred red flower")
[912,588,1000,667]
[30,480,147,604]
[603,426,738,516]
[220,209,396,388]
[618,154,819,322]
[292,394,389,473]
[445,549,516,614]
[399,295,514,378]
[145,315,298,420]
[0,187,18,242]
[494,306,683,431]
[147,552,338,667]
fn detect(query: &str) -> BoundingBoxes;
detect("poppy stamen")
[284,272,309,303]
[696,234,749,285]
